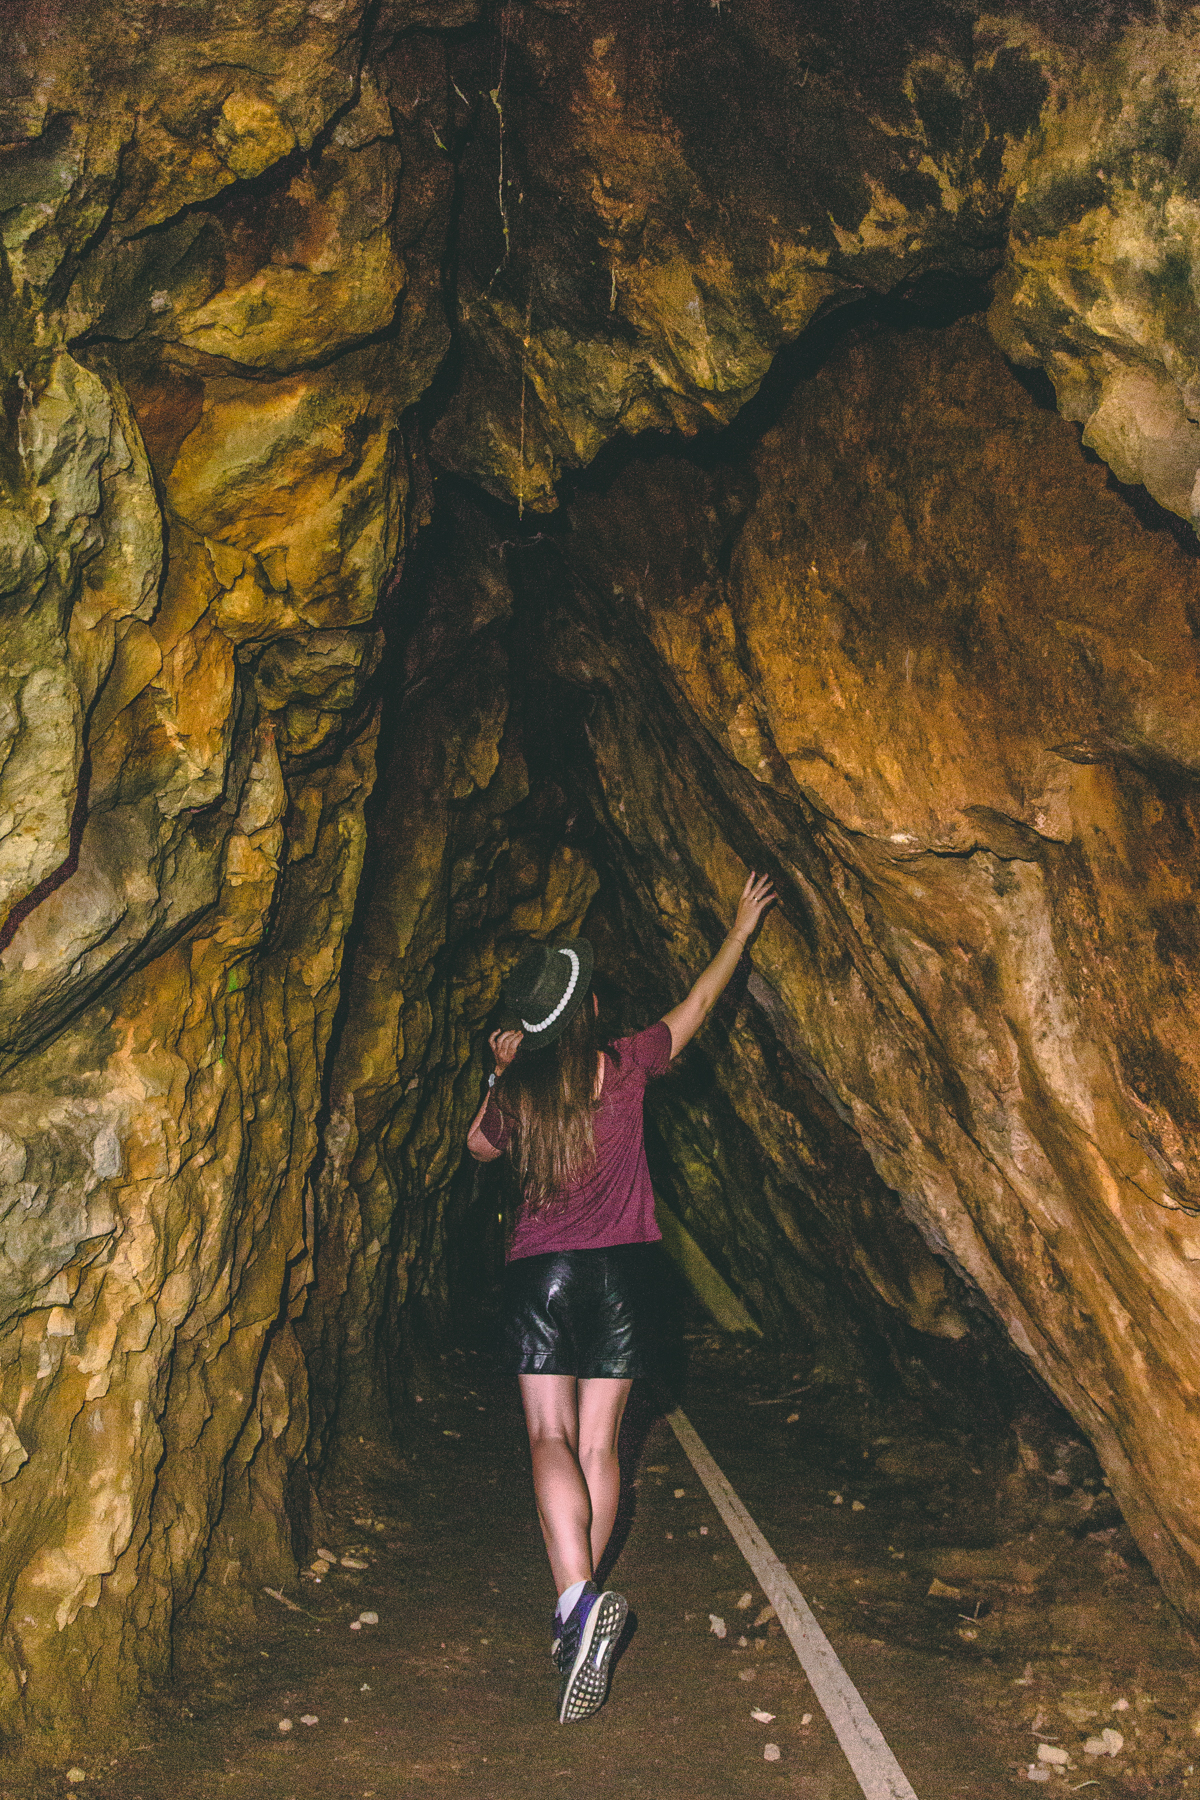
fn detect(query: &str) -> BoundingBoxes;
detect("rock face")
[0,0,452,1742]
[4,0,1200,1751]
[990,14,1200,532]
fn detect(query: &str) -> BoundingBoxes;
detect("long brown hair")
[499,990,604,1208]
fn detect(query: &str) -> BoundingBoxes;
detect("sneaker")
[551,1581,595,1670]
[556,1585,629,1724]
[550,1604,567,1671]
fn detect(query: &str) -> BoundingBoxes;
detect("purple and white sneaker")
[552,1581,597,1670]
[551,1581,594,1670]
[556,1583,628,1723]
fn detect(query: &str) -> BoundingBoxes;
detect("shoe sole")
[558,1591,629,1724]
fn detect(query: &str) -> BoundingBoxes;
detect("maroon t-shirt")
[480,1020,673,1262]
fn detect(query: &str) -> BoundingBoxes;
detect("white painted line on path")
[666,1406,919,1800]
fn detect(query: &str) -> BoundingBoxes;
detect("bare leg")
[518,1374,633,1593]
[577,1377,632,1573]
[518,1374,591,1594]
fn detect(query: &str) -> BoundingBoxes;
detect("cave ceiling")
[1,0,1200,1747]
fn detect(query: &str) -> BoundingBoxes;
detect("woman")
[467,872,776,1724]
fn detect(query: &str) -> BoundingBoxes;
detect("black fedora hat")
[501,938,594,1047]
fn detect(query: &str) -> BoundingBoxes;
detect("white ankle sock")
[556,1579,588,1619]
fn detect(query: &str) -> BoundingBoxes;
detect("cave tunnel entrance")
[194,289,1200,1800]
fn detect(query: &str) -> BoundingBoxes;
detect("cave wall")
[0,0,451,1741]
[3,0,1200,1748]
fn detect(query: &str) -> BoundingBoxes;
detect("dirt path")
[6,1334,1200,1798]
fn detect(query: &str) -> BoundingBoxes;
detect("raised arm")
[466,1027,523,1162]
[661,873,776,1060]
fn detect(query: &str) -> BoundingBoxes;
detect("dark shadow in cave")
[1088,443,1200,563]
[422,270,1002,537]
[562,270,1001,501]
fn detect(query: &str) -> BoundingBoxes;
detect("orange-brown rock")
[0,0,460,1742]
[0,719,375,1735]
[990,16,1200,531]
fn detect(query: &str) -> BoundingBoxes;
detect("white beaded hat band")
[500,938,595,1048]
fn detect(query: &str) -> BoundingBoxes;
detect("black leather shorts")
[500,1244,659,1378]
